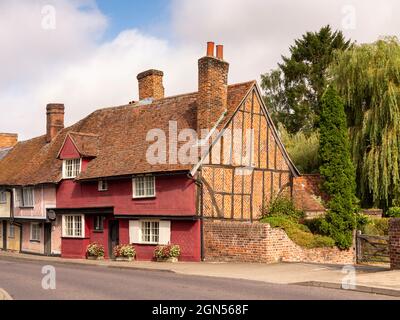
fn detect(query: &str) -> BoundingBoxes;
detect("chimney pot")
[216,45,224,60]
[207,42,215,57]
[198,42,229,133]
[46,103,65,143]
[137,69,165,100]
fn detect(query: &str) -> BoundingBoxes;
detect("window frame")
[62,158,82,179]
[30,222,41,242]
[0,190,6,204]
[62,214,85,238]
[140,220,160,245]
[21,187,34,208]
[98,180,108,192]
[94,215,104,232]
[132,176,156,199]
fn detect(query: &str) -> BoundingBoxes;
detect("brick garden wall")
[204,220,355,265]
[389,218,400,270]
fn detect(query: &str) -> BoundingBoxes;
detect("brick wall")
[293,174,327,214]
[137,69,164,100]
[389,218,400,270]
[204,220,355,264]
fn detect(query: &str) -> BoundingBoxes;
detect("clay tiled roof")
[0,147,12,160]
[67,132,99,158]
[0,81,255,185]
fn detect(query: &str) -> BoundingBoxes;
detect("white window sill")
[132,195,156,199]
[134,242,159,245]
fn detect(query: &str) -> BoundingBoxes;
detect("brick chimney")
[197,42,229,133]
[0,133,18,148]
[46,103,65,143]
[137,69,165,101]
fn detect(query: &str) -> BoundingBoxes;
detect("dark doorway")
[44,223,52,256]
[2,222,6,250]
[108,220,119,259]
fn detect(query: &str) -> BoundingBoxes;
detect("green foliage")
[318,87,358,250]
[262,194,304,221]
[278,124,320,173]
[386,207,400,218]
[363,218,389,236]
[86,242,105,258]
[261,216,335,248]
[261,25,351,134]
[154,245,181,259]
[330,37,400,208]
[356,214,371,231]
[113,244,136,258]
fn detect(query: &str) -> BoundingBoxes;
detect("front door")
[44,223,52,256]
[108,220,119,259]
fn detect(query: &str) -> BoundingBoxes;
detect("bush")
[386,207,400,218]
[113,244,136,258]
[261,216,335,249]
[318,87,358,250]
[356,214,371,231]
[86,243,105,258]
[363,218,389,236]
[278,124,320,174]
[263,194,304,221]
[154,245,181,260]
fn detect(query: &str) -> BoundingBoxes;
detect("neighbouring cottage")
[0,42,333,262]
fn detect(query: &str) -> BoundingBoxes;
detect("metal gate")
[356,231,389,264]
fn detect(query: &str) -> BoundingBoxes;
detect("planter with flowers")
[113,244,136,262]
[154,244,181,262]
[86,243,105,260]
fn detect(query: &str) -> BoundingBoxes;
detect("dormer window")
[62,158,81,179]
[132,176,155,198]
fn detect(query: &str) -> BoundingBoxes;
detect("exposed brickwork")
[197,55,229,132]
[204,220,355,264]
[46,104,65,143]
[389,218,400,270]
[137,69,165,100]
[293,174,327,214]
[0,133,18,148]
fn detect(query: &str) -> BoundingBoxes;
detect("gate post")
[389,218,400,270]
[356,230,362,264]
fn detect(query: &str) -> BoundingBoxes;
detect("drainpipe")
[187,172,204,261]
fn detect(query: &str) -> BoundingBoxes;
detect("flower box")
[87,256,104,261]
[156,257,178,263]
[86,243,105,260]
[115,257,133,262]
[154,245,181,262]
[113,244,136,262]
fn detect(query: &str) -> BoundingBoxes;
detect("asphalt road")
[0,257,396,300]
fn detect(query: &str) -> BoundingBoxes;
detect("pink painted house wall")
[14,185,56,219]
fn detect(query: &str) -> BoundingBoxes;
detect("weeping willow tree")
[330,37,400,208]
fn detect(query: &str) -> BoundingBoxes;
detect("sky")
[0,0,399,140]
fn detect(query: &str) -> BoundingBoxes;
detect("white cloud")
[1,0,399,140]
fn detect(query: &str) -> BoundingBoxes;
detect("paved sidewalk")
[1,251,398,297]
